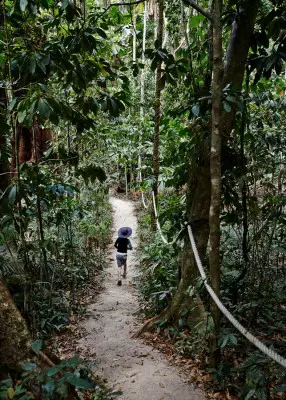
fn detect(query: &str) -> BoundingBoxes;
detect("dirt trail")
[78,197,205,400]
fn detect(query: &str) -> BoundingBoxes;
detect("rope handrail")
[187,224,286,369]
[151,191,183,245]
[144,188,286,368]
[138,162,148,209]
[141,191,148,209]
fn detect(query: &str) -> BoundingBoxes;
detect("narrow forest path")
[78,197,205,400]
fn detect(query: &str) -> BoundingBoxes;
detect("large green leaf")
[42,381,55,394]
[75,165,106,184]
[192,104,200,117]
[20,0,28,12]
[31,339,43,355]
[29,55,36,75]
[18,110,26,124]
[23,363,37,371]
[37,98,52,119]
[8,186,17,205]
[25,100,37,127]
[65,376,94,390]
[8,98,17,111]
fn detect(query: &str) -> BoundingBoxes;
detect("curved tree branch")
[183,0,213,22]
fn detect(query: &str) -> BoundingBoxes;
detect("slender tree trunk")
[152,0,164,229]
[125,163,128,197]
[0,8,10,193]
[180,1,189,48]
[241,67,250,264]
[209,0,223,368]
[138,2,147,184]
[140,3,147,120]
[32,127,48,278]
[0,88,10,193]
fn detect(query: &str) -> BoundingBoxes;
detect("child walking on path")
[114,227,133,286]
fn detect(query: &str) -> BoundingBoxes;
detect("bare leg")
[123,260,127,278]
[118,267,122,285]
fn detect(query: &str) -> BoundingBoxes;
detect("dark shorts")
[116,253,127,268]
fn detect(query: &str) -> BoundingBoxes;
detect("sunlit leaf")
[31,339,43,355]
[20,0,28,12]
[8,186,17,205]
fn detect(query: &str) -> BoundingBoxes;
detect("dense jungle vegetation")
[0,0,285,399]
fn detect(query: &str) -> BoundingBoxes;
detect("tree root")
[38,350,55,367]
[37,350,80,400]
[132,291,206,339]
[132,307,173,338]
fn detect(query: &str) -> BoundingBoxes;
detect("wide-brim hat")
[118,227,132,238]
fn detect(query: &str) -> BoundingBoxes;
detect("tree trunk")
[0,88,10,193]
[241,68,250,264]
[209,0,223,368]
[138,2,147,185]
[221,0,260,138]
[0,280,33,371]
[0,0,10,192]
[152,0,164,229]
[11,124,52,170]
[134,133,211,336]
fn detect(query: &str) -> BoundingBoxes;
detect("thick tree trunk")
[221,0,260,138]
[11,124,52,170]
[0,280,33,370]
[209,0,223,368]
[134,134,211,336]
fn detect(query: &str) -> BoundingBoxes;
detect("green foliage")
[136,193,184,316]
[0,378,33,400]
[0,0,285,398]
[1,175,112,336]
[208,363,237,387]
[0,355,118,400]
[137,232,179,315]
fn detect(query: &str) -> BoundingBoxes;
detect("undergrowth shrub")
[0,185,112,338]
[136,199,181,316]
[0,354,122,400]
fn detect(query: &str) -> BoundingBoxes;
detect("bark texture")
[11,124,52,170]
[152,0,164,199]
[0,280,33,370]
[0,88,9,192]
[221,0,260,138]
[209,0,223,367]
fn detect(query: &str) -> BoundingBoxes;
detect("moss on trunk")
[0,280,33,371]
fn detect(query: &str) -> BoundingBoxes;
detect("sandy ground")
[78,197,205,400]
